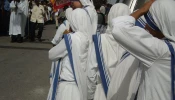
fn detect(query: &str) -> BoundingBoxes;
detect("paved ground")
[0,24,56,100]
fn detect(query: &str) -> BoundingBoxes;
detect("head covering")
[100,6,106,15]
[67,8,92,100]
[70,8,92,38]
[65,8,73,21]
[106,3,131,33]
[149,0,175,42]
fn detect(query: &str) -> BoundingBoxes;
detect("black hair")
[95,3,101,10]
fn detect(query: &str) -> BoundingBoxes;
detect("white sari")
[48,8,92,100]
[87,3,142,100]
[111,1,175,100]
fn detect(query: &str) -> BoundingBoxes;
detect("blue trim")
[53,62,56,77]
[64,34,78,85]
[120,52,130,62]
[93,34,110,97]
[135,18,146,28]
[164,40,175,100]
[144,11,161,32]
[51,59,61,100]
[63,21,66,26]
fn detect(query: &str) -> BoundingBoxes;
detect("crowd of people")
[48,0,175,100]
[0,0,55,42]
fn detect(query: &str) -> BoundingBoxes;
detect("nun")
[112,0,175,100]
[49,8,73,85]
[88,3,142,100]
[47,8,92,100]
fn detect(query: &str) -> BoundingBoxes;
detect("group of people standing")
[48,0,175,100]
[2,0,53,43]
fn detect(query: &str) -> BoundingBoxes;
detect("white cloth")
[107,55,142,100]
[20,0,28,37]
[51,8,72,44]
[50,8,73,85]
[48,8,91,100]
[80,0,97,35]
[111,1,175,100]
[51,20,70,45]
[9,1,23,36]
[65,8,73,22]
[100,6,106,15]
[87,3,132,100]
[30,5,45,23]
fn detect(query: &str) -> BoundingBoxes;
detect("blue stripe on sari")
[144,11,161,32]
[64,34,77,85]
[164,40,175,100]
[93,33,110,97]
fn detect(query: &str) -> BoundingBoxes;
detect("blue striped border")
[93,33,110,96]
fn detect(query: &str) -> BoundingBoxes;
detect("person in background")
[3,0,10,36]
[54,9,59,29]
[30,0,45,42]
[95,3,106,33]
[0,0,4,36]
[58,5,68,25]
[9,0,23,43]
[20,0,28,41]
[100,5,105,15]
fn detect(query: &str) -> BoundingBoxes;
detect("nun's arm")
[49,39,67,61]
[131,0,155,19]
[112,16,168,67]
[51,24,65,45]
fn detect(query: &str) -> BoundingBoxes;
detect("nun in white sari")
[112,1,175,100]
[87,3,142,100]
[49,8,73,85]
[47,8,92,100]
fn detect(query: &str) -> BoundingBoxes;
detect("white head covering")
[68,8,92,100]
[107,3,131,34]
[80,0,93,7]
[70,8,92,39]
[150,0,175,42]
[65,8,73,21]
[100,6,106,15]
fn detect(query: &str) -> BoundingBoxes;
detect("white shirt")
[30,5,45,23]
[112,16,173,100]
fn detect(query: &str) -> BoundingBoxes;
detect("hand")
[63,30,70,34]
[140,0,155,14]
[131,0,155,19]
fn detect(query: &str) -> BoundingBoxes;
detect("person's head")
[65,8,73,21]
[63,5,68,11]
[71,1,82,10]
[148,0,175,41]
[100,6,106,14]
[69,8,91,36]
[107,3,131,33]
[35,0,39,6]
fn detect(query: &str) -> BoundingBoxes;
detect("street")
[0,24,56,100]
